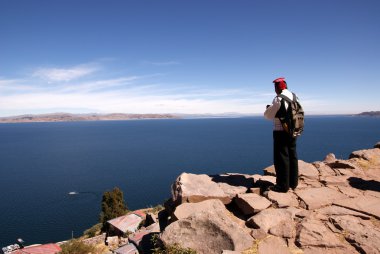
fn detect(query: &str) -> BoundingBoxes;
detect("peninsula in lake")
[356,111,380,117]
[0,113,179,123]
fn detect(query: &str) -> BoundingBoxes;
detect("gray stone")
[161,211,253,254]
[333,194,380,219]
[257,236,291,254]
[266,190,299,208]
[246,208,292,232]
[323,153,336,163]
[330,215,380,254]
[171,173,230,205]
[235,193,271,216]
[173,199,227,221]
[298,160,319,180]
[296,219,346,248]
[295,187,347,210]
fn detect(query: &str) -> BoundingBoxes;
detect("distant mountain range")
[0,113,179,123]
[0,112,261,123]
[356,111,380,117]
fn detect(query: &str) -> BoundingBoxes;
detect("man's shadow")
[348,177,380,192]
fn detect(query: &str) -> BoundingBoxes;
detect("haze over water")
[0,116,379,246]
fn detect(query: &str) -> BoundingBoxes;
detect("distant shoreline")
[0,113,179,124]
[0,112,378,124]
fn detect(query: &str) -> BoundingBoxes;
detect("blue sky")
[0,0,379,116]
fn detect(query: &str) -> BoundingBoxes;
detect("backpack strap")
[278,94,293,104]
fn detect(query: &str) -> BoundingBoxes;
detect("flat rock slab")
[330,215,380,254]
[333,195,380,219]
[235,193,271,216]
[296,219,347,248]
[295,187,347,210]
[258,236,291,254]
[319,175,350,187]
[172,173,230,204]
[298,160,319,180]
[247,208,292,232]
[316,205,371,220]
[266,190,299,208]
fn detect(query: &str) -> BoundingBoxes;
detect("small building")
[10,244,61,254]
[107,213,144,236]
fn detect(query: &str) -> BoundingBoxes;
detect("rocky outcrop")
[158,142,380,253]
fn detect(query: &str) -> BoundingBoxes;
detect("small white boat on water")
[68,191,79,195]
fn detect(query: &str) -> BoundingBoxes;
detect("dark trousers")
[273,131,298,191]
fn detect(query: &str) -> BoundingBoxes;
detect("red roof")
[108,213,143,233]
[11,244,61,254]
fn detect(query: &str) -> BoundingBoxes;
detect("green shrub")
[59,239,97,254]
[99,187,128,230]
[83,223,102,237]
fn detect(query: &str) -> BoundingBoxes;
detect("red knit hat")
[273,77,287,90]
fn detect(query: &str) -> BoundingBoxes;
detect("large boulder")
[171,173,230,205]
[234,193,271,216]
[316,205,371,220]
[333,194,380,219]
[161,210,254,254]
[295,187,347,210]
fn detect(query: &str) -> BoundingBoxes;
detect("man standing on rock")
[264,77,299,192]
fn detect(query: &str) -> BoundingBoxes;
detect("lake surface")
[0,116,379,246]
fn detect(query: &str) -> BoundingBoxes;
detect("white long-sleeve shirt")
[264,89,295,131]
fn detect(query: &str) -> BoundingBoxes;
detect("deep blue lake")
[0,116,379,246]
